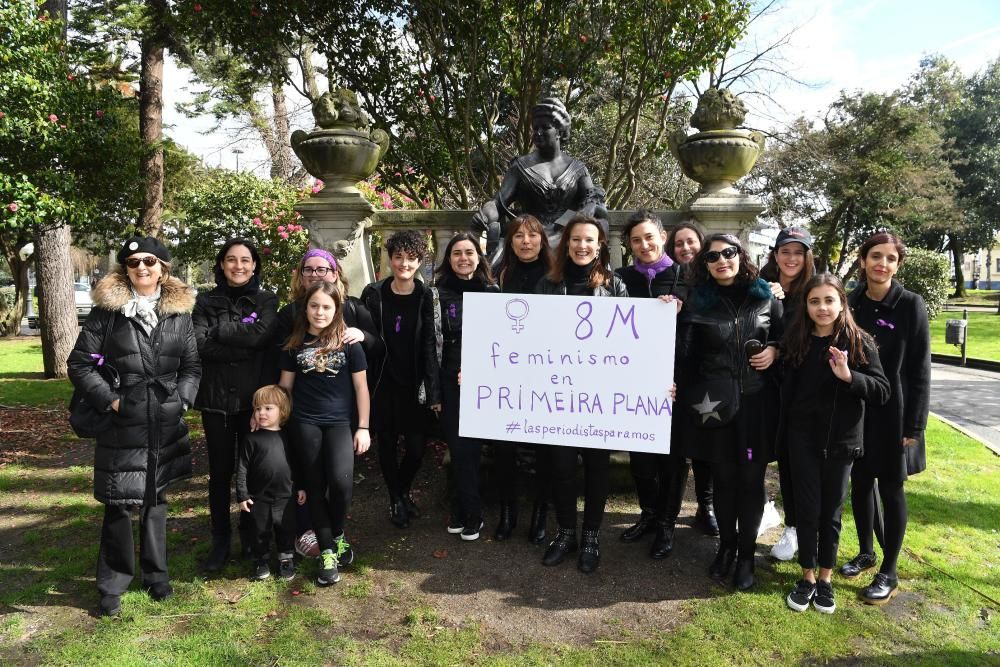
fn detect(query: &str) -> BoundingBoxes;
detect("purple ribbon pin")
[240,311,258,324]
[875,318,895,330]
[90,353,105,366]
[394,315,402,333]
[448,303,457,319]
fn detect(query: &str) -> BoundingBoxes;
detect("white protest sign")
[459,292,676,453]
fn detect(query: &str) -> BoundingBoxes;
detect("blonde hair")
[253,384,291,425]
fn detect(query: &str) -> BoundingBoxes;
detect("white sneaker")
[770,526,798,561]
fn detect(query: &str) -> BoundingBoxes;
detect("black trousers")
[550,446,610,532]
[788,437,853,570]
[246,496,297,560]
[850,465,908,577]
[441,376,486,522]
[691,458,714,508]
[777,447,798,528]
[292,421,354,552]
[628,451,689,522]
[202,410,253,540]
[377,431,426,501]
[96,500,168,596]
[712,454,768,560]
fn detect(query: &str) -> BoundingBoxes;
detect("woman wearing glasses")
[676,234,782,591]
[193,238,279,573]
[69,237,201,616]
[269,248,380,559]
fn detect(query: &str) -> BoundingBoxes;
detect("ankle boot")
[389,498,409,528]
[578,529,601,573]
[494,502,516,541]
[708,543,737,579]
[528,500,547,545]
[695,504,720,537]
[649,520,675,560]
[204,535,230,573]
[542,528,577,566]
[400,492,421,519]
[620,510,655,542]
[733,558,755,591]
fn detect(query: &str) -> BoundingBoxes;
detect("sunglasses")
[125,256,160,268]
[704,246,739,263]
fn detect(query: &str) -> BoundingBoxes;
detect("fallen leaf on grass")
[432,549,448,559]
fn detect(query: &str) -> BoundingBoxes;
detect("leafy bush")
[897,247,950,319]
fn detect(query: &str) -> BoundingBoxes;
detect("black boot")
[620,510,655,542]
[695,504,720,537]
[400,492,421,519]
[578,529,601,573]
[389,499,409,528]
[542,528,577,566]
[494,502,516,541]
[528,500,547,545]
[649,520,675,560]
[708,543,736,579]
[733,558,755,591]
[204,535,230,573]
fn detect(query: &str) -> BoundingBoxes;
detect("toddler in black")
[236,385,304,581]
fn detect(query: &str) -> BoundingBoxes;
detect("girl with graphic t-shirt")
[279,282,370,587]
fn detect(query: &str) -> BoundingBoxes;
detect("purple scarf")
[634,253,673,282]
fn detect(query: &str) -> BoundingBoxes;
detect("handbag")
[684,375,740,429]
[68,313,120,438]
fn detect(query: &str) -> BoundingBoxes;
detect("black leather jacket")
[536,273,629,298]
[677,278,783,399]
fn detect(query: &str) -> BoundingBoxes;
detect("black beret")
[117,236,171,266]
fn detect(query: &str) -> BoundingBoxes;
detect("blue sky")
[162,0,1000,174]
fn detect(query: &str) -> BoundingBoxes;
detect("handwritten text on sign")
[459,293,676,454]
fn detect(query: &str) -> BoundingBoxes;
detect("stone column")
[296,189,375,296]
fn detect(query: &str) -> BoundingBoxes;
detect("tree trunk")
[269,80,295,183]
[0,252,28,336]
[139,5,165,236]
[34,224,76,378]
[951,237,967,298]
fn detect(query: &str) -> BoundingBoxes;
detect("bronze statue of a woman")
[472,98,607,257]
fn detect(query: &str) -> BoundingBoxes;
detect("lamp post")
[232,148,244,172]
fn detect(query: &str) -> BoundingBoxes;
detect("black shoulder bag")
[68,312,120,438]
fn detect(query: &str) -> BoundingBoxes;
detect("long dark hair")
[760,244,816,300]
[496,214,552,285]
[690,233,759,287]
[547,215,613,289]
[665,219,705,264]
[284,282,346,354]
[434,232,494,285]
[783,274,873,367]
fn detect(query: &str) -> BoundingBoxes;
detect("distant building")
[960,234,1000,289]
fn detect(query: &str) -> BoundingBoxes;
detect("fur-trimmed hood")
[92,271,196,315]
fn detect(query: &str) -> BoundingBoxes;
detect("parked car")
[27,282,92,329]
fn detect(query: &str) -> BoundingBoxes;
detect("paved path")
[930,363,1000,454]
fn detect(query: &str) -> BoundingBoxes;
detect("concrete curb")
[930,411,1000,457]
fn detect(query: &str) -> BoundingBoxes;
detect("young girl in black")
[780,274,889,614]
[493,214,552,542]
[360,231,436,529]
[279,282,371,586]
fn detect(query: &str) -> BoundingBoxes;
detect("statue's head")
[532,97,571,143]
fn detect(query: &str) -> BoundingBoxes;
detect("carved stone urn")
[291,88,390,195]
[669,88,764,196]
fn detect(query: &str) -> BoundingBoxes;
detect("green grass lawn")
[947,289,1000,307]
[0,337,44,377]
[1,340,997,665]
[931,312,1000,361]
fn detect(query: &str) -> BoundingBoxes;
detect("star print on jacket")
[691,392,722,423]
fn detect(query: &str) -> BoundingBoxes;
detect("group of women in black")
[70,217,929,617]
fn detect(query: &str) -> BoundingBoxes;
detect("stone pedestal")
[296,189,375,297]
[685,191,765,239]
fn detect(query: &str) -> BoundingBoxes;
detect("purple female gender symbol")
[505,298,529,333]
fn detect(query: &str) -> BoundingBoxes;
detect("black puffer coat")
[192,281,278,415]
[68,272,201,505]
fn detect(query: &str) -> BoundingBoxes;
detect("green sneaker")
[334,533,355,568]
[317,549,340,586]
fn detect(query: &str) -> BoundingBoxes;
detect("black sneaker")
[146,582,173,602]
[814,580,836,613]
[253,559,270,581]
[99,594,121,617]
[333,533,355,568]
[786,579,816,612]
[446,517,465,535]
[839,552,877,578]
[317,550,340,586]
[461,517,485,541]
[278,558,295,581]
